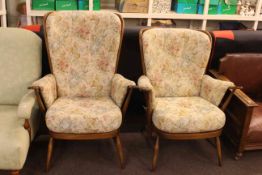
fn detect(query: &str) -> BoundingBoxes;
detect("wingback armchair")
[138,28,236,170]
[0,28,42,175]
[30,11,135,170]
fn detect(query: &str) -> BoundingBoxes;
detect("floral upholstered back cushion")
[142,28,211,97]
[45,11,122,97]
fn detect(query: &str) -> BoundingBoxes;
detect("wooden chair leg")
[216,136,222,166]
[152,136,160,171]
[46,137,54,172]
[113,134,125,169]
[10,170,20,175]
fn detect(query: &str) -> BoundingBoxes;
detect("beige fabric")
[0,105,30,170]
[0,28,42,105]
[153,97,225,133]
[111,74,135,107]
[200,75,234,106]
[141,28,211,97]
[32,74,57,108]
[17,90,40,140]
[137,75,156,108]
[46,97,122,134]
[45,11,122,97]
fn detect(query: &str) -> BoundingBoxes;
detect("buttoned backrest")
[140,28,211,97]
[0,28,42,105]
[44,11,123,97]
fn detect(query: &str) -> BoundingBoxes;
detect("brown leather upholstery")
[248,102,262,144]
[219,54,262,100]
[219,53,262,146]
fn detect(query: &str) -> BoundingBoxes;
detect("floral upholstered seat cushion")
[152,97,225,133]
[46,97,122,134]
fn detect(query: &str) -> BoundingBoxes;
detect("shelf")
[207,15,257,21]
[26,0,262,30]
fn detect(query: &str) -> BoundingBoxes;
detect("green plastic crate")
[197,4,218,14]
[171,0,198,14]
[32,0,55,10]
[56,0,78,10]
[78,0,100,10]
[218,0,237,14]
[197,0,219,14]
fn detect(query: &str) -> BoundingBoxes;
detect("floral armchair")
[138,28,237,170]
[30,11,135,170]
[0,28,42,175]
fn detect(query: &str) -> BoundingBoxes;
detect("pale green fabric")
[0,105,30,170]
[0,28,42,105]
[17,90,40,140]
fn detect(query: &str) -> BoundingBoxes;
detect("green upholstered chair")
[0,28,42,175]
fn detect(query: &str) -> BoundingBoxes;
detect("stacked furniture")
[0,28,42,175]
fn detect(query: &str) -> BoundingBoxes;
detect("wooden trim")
[29,86,47,113]
[49,130,119,140]
[154,126,222,140]
[121,85,135,118]
[238,107,255,153]
[24,119,31,141]
[10,170,20,175]
[114,13,125,74]
[43,12,54,74]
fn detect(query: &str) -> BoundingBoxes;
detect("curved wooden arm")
[28,86,47,113]
[121,85,136,118]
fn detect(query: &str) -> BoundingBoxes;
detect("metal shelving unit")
[26,0,262,30]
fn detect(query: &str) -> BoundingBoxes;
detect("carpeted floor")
[1,133,262,175]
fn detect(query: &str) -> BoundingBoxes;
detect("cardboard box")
[115,0,148,13]
[56,0,78,10]
[32,0,55,10]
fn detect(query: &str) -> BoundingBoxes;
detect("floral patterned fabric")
[141,28,211,97]
[46,97,122,133]
[111,74,135,107]
[31,74,57,108]
[200,75,234,106]
[45,11,122,97]
[153,97,226,133]
[138,75,156,108]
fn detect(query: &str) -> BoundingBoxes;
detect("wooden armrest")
[209,69,259,107]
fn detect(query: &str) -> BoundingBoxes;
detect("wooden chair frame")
[31,12,134,171]
[138,28,238,171]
